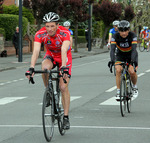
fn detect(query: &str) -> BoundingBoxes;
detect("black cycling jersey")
[110,31,138,64]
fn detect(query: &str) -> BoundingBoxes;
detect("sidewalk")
[0,46,109,72]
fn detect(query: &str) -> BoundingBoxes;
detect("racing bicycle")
[118,62,133,117]
[138,38,149,52]
[26,65,66,142]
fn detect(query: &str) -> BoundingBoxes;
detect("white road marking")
[73,58,109,68]
[145,69,150,73]
[100,97,119,105]
[39,96,82,105]
[100,96,137,106]
[105,86,117,92]
[0,125,150,130]
[0,75,41,86]
[138,73,145,77]
[0,97,26,105]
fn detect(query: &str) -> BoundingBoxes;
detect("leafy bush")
[3,5,34,24]
[93,20,106,38]
[71,29,85,36]
[0,28,6,38]
[76,36,86,43]
[0,14,28,41]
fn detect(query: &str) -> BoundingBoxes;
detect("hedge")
[0,14,28,41]
[0,28,6,38]
[71,29,85,36]
[3,5,34,24]
[76,36,86,43]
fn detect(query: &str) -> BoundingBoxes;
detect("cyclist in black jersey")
[108,20,138,100]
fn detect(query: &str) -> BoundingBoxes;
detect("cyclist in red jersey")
[26,12,72,130]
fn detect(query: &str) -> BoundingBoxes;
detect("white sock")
[117,89,120,94]
[133,85,137,88]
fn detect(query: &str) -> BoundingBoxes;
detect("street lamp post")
[88,3,92,51]
[18,0,22,62]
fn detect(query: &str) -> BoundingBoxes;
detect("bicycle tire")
[139,42,145,52]
[127,78,132,113]
[120,76,127,117]
[42,89,55,142]
[57,92,66,135]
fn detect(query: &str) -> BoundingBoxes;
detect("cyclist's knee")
[115,67,122,74]
[59,83,68,93]
[42,59,53,70]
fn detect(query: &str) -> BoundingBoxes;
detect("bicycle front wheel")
[127,79,132,113]
[42,89,55,142]
[139,42,145,52]
[57,92,66,135]
[120,76,127,117]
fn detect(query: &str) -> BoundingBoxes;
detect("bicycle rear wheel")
[127,79,132,113]
[120,76,127,117]
[42,89,55,142]
[139,42,145,52]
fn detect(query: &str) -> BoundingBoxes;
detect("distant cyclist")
[25,12,72,130]
[108,20,138,100]
[107,20,120,50]
[63,21,74,51]
[139,26,149,52]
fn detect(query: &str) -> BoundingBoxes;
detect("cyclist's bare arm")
[108,34,112,44]
[30,42,41,68]
[61,40,70,67]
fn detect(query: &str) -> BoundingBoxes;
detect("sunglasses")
[118,27,129,32]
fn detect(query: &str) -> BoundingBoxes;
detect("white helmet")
[113,20,120,26]
[43,12,60,23]
[63,21,71,27]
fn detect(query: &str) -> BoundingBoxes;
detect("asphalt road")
[0,49,150,143]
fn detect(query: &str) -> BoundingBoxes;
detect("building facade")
[3,0,19,6]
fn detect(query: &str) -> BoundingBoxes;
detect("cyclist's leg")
[42,54,54,87]
[128,65,137,86]
[59,51,72,116]
[115,55,123,90]
[57,51,72,129]
[115,63,123,89]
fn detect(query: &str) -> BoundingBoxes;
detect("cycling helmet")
[63,21,71,27]
[112,20,120,26]
[143,26,148,30]
[118,20,130,31]
[43,12,60,23]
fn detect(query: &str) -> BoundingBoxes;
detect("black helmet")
[118,20,130,31]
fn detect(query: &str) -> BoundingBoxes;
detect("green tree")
[93,0,122,48]
[3,5,34,24]
[58,0,90,52]
[23,0,59,29]
[0,0,4,14]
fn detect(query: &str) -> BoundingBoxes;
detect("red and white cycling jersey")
[34,25,71,58]
[34,25,72,75]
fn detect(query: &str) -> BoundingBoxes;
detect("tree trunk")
[100,26,109,49]
[74,23,78,52]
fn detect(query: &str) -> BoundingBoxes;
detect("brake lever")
[29,77,35,84]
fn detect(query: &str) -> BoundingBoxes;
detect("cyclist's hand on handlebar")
[60,66,69,83]
[25,67,35,84]
[130,61,138,72]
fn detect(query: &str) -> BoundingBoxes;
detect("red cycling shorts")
[43,50,72,76]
